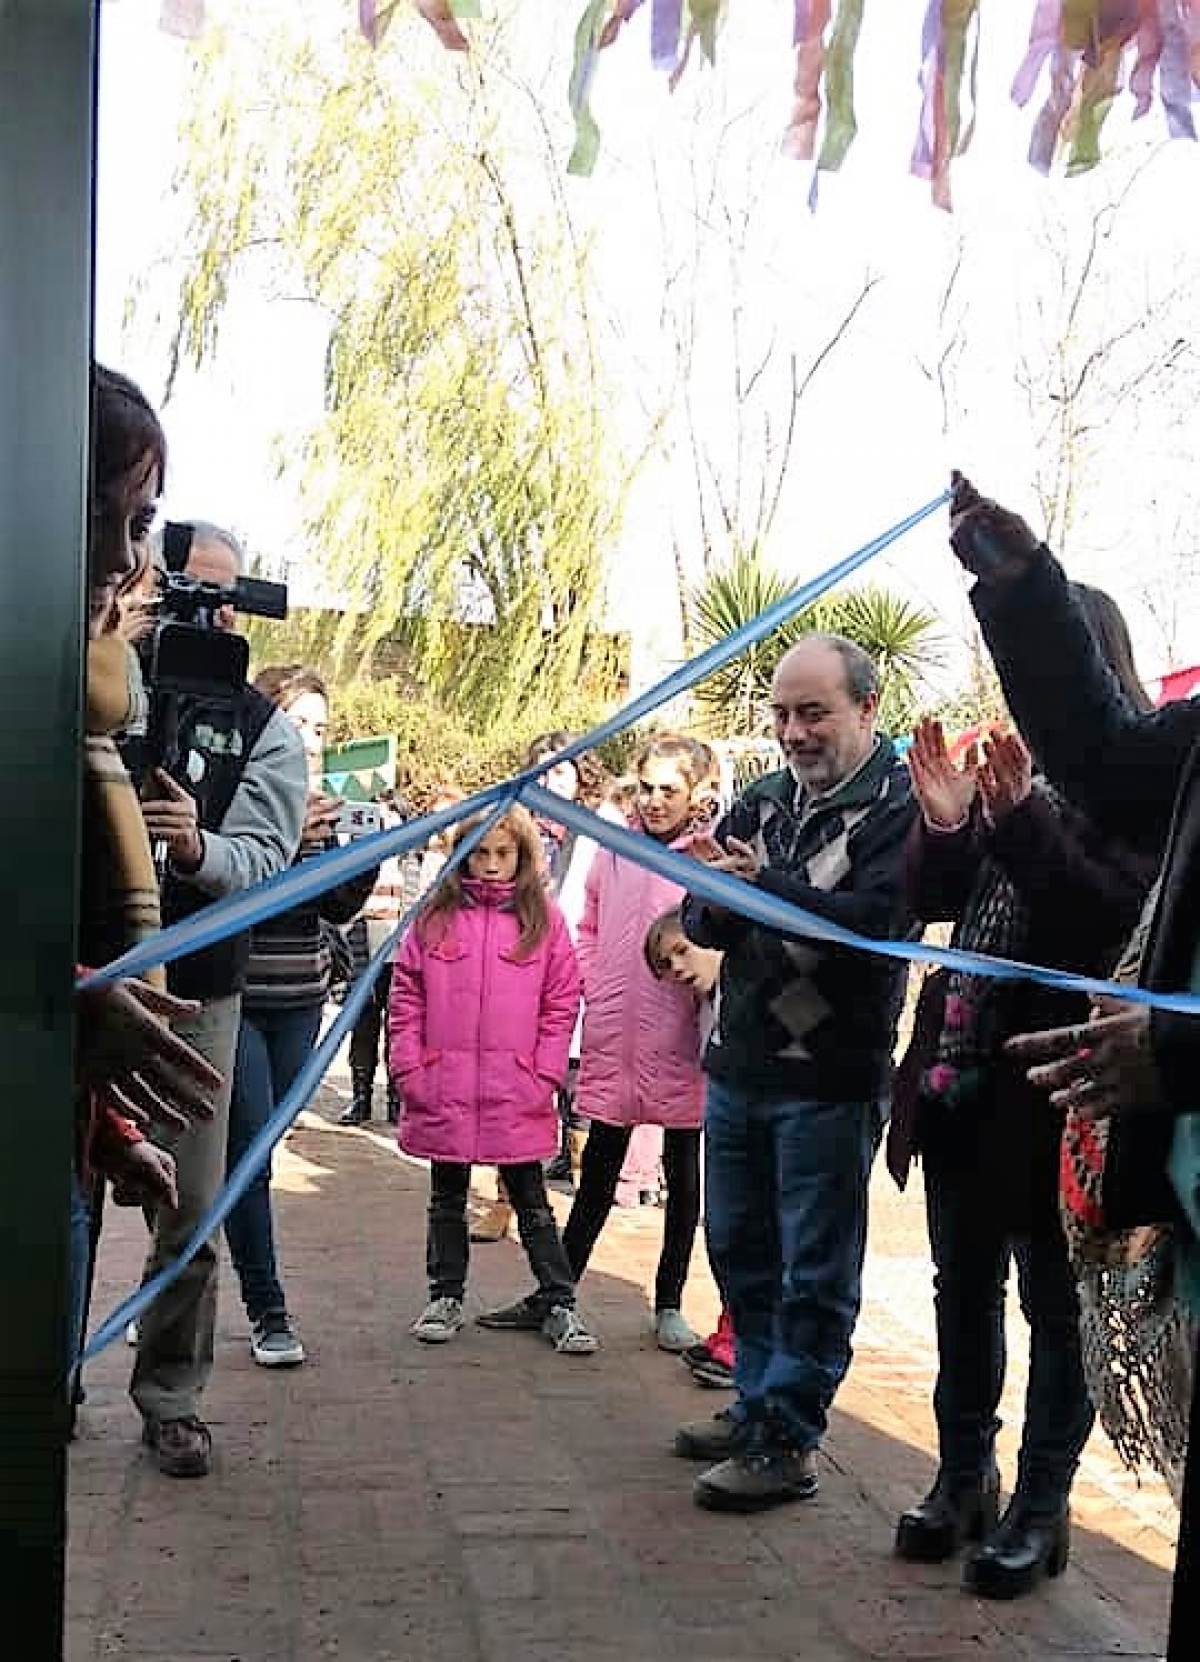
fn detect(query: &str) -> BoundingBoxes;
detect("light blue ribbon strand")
[80,799,514,1364]
[519,783,1200,1018]
[79,489,950,989]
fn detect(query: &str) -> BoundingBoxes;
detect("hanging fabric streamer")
[149,1,1200,197]
[911,1,983,211]
[568,0,613,176]
[782,1,832,163]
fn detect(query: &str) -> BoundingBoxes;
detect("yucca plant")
[690,547,943,737]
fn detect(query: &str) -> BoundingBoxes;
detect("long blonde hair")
[418,803,550,959]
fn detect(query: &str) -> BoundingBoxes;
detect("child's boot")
[470,1178,513,1243]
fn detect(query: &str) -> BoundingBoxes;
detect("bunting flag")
[147,1,1200,205]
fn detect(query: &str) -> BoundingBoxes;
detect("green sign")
[321,734,397,801]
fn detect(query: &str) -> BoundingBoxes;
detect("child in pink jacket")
[388,805,596,1355]
[477,736,718,1351]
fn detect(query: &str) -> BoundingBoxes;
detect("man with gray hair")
[678,633,916,1511]
[126,519,306,1476]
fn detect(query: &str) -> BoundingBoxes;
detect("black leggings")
[428,1161,575,1309]
[562,1122,701,1310]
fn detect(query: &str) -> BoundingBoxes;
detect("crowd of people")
[77,367,1196,1651]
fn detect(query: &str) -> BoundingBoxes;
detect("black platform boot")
[895,1468,1001,1564]
[339,1066,374,1126]
[962,1498,1070,1599]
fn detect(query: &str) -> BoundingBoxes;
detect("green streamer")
[567,0,609,178]
[817,0,865,173]
[687,0,726,63]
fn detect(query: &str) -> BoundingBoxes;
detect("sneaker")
[693,1427,819,1513]
[476,1293,547,1331]
[125,1320,139,1347]
[250,1311,306,1368]
[688,1353,736,1390]
[674,1407,746,1462]
[542,1304,599,1355]
[654,1307,699,1353]
[142,1414,213,1479]
[411,1297,465,1344]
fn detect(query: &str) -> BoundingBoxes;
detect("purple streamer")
[1158,0,1199,137]
[1012,0,1064,106]
[1027,46,1078,172]
[910,0,943,178]
[651,0,684,71]
[793,1,813,48]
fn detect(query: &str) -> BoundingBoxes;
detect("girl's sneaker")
[654,1308,699,1353]
[542,1305,598,1355]
[412,1297,465,1344]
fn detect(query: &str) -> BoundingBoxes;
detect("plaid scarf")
[1059,880,1196,1502]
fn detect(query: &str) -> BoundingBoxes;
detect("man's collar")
[792,734,895,817]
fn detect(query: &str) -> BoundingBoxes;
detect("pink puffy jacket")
[388,879,581,1165]
[575,833,706,1131]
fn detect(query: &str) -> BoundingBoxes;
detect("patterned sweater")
[682,739,916,1101]
[243,839,378,1013]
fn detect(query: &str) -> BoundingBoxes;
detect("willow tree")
[164,8,625,725]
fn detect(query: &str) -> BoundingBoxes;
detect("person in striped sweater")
[225,666,377,1367]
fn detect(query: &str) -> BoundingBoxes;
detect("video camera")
[133,521,289,784]
[142,522,289,705]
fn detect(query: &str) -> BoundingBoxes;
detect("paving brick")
[66,1073,1176,1661]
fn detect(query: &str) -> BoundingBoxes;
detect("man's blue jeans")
[704,1080,881,1452]
[226,1002,323,1323]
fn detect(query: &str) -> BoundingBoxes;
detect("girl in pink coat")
[388,805,596,1355]
[477,736,718,1352]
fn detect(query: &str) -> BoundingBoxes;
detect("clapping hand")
[908,718,978,830]
[688,832,760,881]
[978,729,1033,821]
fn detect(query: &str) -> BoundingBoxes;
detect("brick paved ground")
[67,1057,1178,1661]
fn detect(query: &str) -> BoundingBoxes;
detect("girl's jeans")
[226,1002,323,1323]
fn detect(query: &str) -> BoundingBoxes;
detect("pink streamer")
[409,0,470,52]
[1130,0,1165,116]
[600,0,648,50]
[781,0,830,161]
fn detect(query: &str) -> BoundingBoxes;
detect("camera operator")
[126,520,307,1479]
